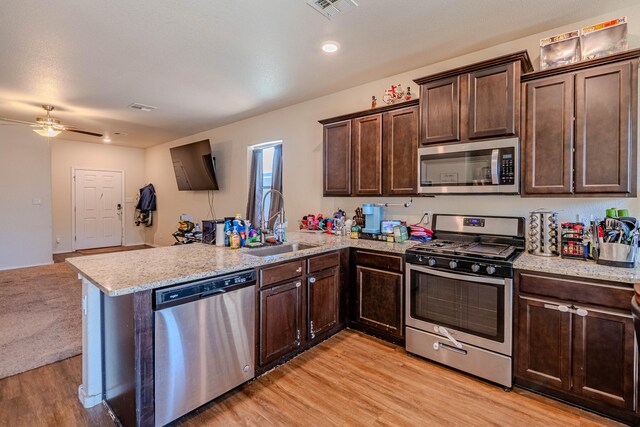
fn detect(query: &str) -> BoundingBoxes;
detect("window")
[246,141,282,229]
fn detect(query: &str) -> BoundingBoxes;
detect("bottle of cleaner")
[230,227,241,249]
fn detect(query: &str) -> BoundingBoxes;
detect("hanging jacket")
[136,184,156,211]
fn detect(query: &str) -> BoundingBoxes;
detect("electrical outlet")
[423,211,431,225]
[55,237,61,244]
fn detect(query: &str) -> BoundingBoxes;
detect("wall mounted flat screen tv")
[170,139,219,191]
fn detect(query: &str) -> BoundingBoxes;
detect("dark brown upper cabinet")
[521,49,640,197]
[523,74,574,194]
[323,120,352,196]
[352,114,383,196]
[414,51,532,146]
[319,99,419,197]
[419,76,460,144]
[383,105,419,195]
[574,62,634,194]
[468,63,516,139]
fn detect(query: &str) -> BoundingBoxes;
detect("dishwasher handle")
[201,288,226,298]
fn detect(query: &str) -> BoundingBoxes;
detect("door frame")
[71,167,126,251]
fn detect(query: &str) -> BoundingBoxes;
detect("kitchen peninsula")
[68,230,640,426]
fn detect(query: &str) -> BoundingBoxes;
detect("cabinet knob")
[558,305,570,313]
[296,267,302,273]
[309,277,316,283]
[295,281,301,288]
[575,308,589,317]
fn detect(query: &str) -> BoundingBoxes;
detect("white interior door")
[75,169,123,250]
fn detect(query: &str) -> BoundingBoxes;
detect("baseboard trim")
[124,242,146,247]
[78,384,103,409]
[0,260,54,271]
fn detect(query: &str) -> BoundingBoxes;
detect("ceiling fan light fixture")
[34,127,61,137]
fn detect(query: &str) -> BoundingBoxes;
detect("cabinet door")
[352,114,383,195]
[468,63,516,139]
[419,76,460,144]
[307,267,339,340]
[383,106,419,195]
[515,297,572,390]
[260,280,303,366]
[356,266,403,337]
[323,120,352,196]
[574,61,637,194]
[572,307,636,410]
[523,74,574,194]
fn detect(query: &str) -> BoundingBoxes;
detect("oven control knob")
[471,264,481,273]
[449,260,458,269]
[486,265,497,275]
[428,258,437,267]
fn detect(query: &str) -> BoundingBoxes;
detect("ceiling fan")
[0,105,103,138]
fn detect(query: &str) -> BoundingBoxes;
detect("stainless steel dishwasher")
[153,269,256,426]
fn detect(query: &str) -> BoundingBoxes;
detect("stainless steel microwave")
[417,138,519,195]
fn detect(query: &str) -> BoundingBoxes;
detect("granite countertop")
[514,252,640,284]
[67,231,417,297]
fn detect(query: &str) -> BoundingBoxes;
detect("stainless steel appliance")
[417,138,519,194]
[154,270,257,426]
[405,214,525,388]
[527,210,559,256]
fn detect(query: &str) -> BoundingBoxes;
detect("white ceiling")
[0,0,635,148]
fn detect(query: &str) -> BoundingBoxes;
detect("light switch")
[32,198,42,205]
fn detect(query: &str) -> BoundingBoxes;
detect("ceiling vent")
[128,102,157,112]
[306,0,358,19]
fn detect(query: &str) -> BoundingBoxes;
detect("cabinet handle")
[310,321,315,339]
[296,267,302,273]
[295,281,301,288]
[309,277,316,283]
[575,307,589,317]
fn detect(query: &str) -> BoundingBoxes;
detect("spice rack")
[561,222,592,259]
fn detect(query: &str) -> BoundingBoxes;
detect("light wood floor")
[0,329,625,427]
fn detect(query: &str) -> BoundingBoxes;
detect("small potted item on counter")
[351,224,361,239]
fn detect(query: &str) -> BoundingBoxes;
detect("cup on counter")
[606,208,618,218]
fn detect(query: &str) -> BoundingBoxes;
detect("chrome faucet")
[260,189,286,243]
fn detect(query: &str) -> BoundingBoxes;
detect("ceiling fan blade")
[65,128,104,137]
[0,117,39,126]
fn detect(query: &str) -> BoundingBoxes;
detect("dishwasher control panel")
[154,269,256,310]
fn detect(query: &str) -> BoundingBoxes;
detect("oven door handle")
[407,264,507,286]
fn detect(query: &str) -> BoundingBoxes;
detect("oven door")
[405,264,512,356]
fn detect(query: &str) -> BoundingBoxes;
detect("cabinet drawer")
[260,259,305,288]
[308,251,340,274]
[355,250,403,273]
[517,272,633,311]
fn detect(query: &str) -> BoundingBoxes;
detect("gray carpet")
[0,262,82,379]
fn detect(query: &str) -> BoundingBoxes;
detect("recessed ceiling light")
[103,137,111,143]
[321,41,340,53]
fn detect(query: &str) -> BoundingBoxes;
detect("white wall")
[145,4,640,246]
[51,139,146,253]
[0,126,52,269]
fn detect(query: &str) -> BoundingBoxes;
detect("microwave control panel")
[500,149,515,185]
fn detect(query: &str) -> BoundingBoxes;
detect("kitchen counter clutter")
[514,251,640,284]
[67,231,417,296]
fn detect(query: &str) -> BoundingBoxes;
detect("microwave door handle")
[491,149,499,185]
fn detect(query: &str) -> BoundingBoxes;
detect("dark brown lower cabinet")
[353,260,404,341]
[515,270,638,424]
[260,280,303,366]
[307,267,339,340]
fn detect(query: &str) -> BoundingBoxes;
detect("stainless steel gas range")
[404,214,525,388]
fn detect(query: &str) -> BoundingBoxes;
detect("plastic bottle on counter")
[230,227,241,249]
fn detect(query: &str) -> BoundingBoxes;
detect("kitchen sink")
[245,243,318,257]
